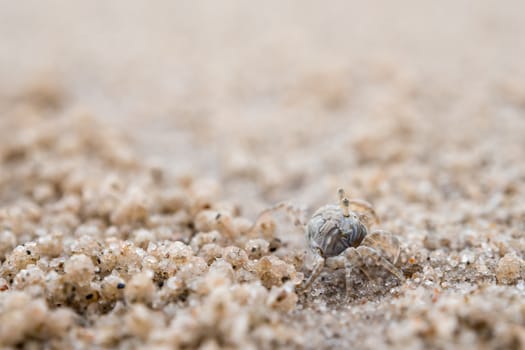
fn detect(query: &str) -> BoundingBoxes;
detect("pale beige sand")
[1,1,525,349]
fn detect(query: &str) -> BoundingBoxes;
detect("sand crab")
[257,189,404,295]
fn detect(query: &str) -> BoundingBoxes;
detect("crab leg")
[298,252,325,291]
[355,246,404,281]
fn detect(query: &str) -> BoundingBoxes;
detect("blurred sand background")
[2,1,524,205]
[1,1,525,349]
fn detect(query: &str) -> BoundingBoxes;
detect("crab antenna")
[337,188,350,217]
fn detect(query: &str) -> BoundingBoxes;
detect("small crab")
[256,188,404,296]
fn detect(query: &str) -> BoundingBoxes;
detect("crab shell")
[306,204,368,258]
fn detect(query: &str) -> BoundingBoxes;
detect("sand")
[1,1,525,349]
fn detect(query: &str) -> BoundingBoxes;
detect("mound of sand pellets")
[0,115,307,348]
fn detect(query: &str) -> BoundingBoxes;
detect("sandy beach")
[1,1,525,348]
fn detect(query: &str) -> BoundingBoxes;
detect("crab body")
[307,204,367,258]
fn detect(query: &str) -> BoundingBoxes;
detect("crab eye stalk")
[337,188,347,202]
[341,198,350,217]
[337,188,351,217]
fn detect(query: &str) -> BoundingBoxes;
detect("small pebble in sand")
[245,239,270,259]
[496,253,523,285]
